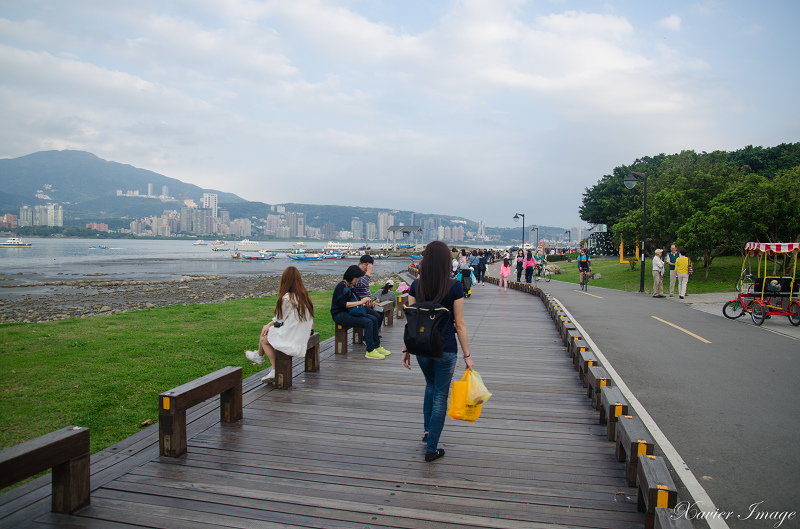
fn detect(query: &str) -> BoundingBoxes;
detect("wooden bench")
[586,365,610,409]
[637,455,679,529]
[616,415,655,486]
[599,386,629,442]
[396,294,407,320]
[376,300,394,326]
[655,507,694,529]
[159,366,243,457]
[334,323,364,354]
[273,332,320,390]
[0,426,90,514]
[576,348,598,385]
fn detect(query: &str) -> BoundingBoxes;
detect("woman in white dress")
[245,266,314,383]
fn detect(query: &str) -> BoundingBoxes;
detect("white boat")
[0,237,32,248]
[237,239,258,246]
[325,241,353,251]
[193,240,208,246]
[211,240,228,246]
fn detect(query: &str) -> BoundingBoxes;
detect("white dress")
[267,295,314,357]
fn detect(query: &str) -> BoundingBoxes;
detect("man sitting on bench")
[331,265,391,360]
[353,254,386,337]
[244,266,314,383]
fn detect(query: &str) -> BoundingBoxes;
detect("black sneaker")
[425,449,445,462]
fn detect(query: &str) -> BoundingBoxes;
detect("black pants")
[525,266,533,283]
[516,266,523,282]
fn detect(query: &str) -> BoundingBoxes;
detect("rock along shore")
[0,271,403,324]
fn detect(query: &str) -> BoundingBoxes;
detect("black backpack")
[403,281,455,357]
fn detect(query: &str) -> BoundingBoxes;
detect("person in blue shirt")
[577,248,592,291]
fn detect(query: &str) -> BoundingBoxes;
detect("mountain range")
[0,150,567,240]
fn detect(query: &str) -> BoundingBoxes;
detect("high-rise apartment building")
[377,212,394,239]
[365,222,377,240]
[351,217,363,240]
[202,193,218,218]
[148,183,155,197]
[478,220,486,238]
[296,212,305,238]
[29,204,63,227]
[162,185,169,197]
[19,206,33,227]
[285,212,297,237]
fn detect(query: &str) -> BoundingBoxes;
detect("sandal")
[425,449,445,462]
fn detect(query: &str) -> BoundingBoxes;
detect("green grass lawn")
[546,255,745,294]
[0,290,337,461]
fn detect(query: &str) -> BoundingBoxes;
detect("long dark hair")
[275,266,314,321]
[416,240,451,303]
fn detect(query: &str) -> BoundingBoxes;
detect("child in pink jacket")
[499,258,511,291]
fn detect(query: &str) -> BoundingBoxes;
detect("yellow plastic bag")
[466,369,492,405]
[447,370,482,423]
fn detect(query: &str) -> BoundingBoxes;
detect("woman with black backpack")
[402,240,475,462]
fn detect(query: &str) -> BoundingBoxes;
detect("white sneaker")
[245,350,264,365]
[261,370,275,383]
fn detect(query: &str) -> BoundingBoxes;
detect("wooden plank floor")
[6,281,643,529]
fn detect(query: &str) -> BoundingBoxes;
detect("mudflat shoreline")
[0,271,402,324]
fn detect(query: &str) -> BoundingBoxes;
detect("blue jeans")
[416,352,458,453]
[332,311,381,351]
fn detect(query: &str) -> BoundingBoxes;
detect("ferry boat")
[193,240,208,246]
[325,241,353,251]
[0,237,32,248]
[237,239,258,246]
[211,240,228,247]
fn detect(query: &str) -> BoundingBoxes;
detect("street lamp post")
[513,213,525,251]
[624,171,648,293]
[531,226,539,248]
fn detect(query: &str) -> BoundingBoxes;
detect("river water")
[0,238,411,283]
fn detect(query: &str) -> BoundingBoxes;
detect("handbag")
[344,287,366,316]
[447,371,482,423]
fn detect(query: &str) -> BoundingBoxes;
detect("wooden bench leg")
[51,452,90,514]
[353,327,363,344]
[159,408,187,458]
[220,382,243,421]
[274,350,293,390]
[306,332,320,372]
[335,325,349,354]
[382,307,393,326]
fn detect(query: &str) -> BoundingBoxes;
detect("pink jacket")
[500,264,511,278]
[524,257,537,268]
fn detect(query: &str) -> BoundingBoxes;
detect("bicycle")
[533,263,551,283]
[735,267,754,292]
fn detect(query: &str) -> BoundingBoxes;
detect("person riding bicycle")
[534,249,548,277]
[578,248,592,291]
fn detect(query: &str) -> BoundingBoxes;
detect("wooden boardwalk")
[3,281,643,529]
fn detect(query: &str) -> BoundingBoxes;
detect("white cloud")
[659,15,682,32]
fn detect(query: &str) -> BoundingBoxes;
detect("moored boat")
[242,253,274,260]
[0,237,32,248]
[193,240,207,246]
[287,253,324,261]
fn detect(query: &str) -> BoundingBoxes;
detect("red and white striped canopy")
[745,242,800,254]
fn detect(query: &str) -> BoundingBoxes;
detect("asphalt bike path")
[484,262,799,528]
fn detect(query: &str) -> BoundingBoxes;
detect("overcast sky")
[1,1,798,229]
